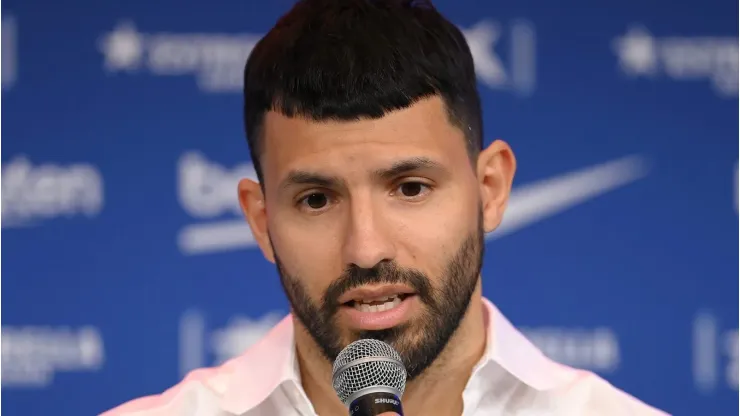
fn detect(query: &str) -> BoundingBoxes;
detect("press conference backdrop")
[1,0,737,414]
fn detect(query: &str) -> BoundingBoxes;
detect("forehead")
[260,96,469,181]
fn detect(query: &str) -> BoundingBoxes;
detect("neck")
[295,282,488,416]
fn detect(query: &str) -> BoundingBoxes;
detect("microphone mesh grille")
[331,339,407,404]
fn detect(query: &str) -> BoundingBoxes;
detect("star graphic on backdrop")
[99,21,145,72]
[613,25,658,76]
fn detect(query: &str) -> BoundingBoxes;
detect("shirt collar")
[220,315,299,414]
[220,297,575,414]
[480,297,576,391]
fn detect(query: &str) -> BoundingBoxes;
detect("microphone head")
[331,339,407,406]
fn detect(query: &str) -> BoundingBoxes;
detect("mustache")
[321,260,433,315]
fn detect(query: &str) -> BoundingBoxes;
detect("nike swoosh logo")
[486,154,650,240]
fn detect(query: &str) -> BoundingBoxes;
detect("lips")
[337,284,418,330]
[337,284,416,306]
[346,294,408,312]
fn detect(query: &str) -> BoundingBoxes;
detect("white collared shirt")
[101,298,670,416]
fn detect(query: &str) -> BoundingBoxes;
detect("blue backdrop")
[2,1,738,415]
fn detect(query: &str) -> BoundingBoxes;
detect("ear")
[477,139,517,233]
[237,178,276,263]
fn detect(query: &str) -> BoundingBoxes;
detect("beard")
[272,215,485,381]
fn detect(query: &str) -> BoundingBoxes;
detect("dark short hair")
[243,0,483,186]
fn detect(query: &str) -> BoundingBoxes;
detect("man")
[103,0,669,415]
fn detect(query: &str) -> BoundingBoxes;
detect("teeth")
[353,295,402,313]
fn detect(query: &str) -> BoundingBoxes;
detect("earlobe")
[237,179,276,263]
[477,140,517,233]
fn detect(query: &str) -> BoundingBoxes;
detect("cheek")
[394,192,477,270]
[269,217,344,297]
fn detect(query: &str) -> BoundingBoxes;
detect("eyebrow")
[372,157,446,181]
[280,171,347,191]
[279,157,446,191]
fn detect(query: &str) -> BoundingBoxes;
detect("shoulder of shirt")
[548,368,672,416]
[98,314,295,416]
[479,298,671,415]
[99,299,672,416]
[98,355,241,416]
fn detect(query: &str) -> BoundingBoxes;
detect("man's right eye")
[300,193,329,210]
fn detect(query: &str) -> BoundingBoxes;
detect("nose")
[342,197,396,269]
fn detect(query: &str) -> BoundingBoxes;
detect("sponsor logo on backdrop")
[177,153,649,255]
[1,325,105,388]
[178,309,284,377]
[2,14,17,90]
[98,21,261,93]
[463,20,536,95]
[97,20,536,95]
[613,25,738,97]
[2,156,105,228]
[177,151,258,254]
[520,327,620,372]
[692,311,738,392]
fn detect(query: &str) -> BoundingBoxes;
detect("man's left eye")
[397,182,429,197]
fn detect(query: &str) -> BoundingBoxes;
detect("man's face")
[255,96,485,380]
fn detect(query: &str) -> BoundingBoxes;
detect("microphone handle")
[348,391,404,416]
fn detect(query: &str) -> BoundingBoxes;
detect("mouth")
[342,293,415,312]
[337,286,418,331]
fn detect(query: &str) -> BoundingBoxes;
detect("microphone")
[331,339,407,416]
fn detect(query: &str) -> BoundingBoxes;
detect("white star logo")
[613,26,658,76]
[99,21,145,72]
